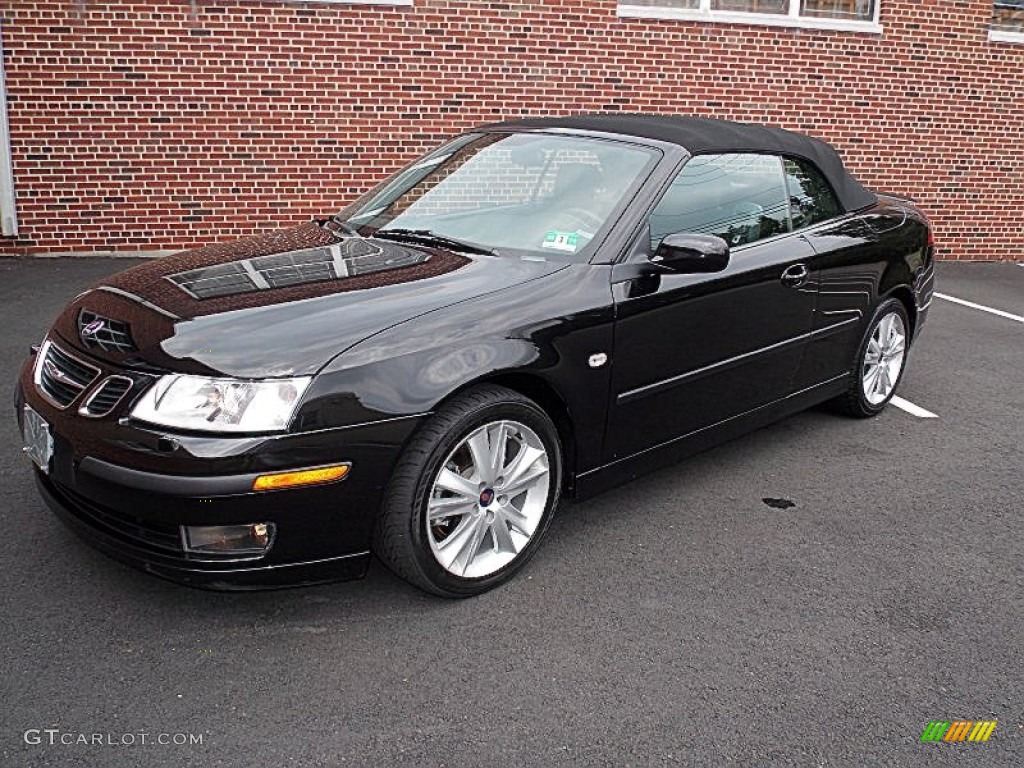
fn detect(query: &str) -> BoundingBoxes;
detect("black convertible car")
[17,115,935,596]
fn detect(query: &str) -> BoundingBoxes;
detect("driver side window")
[649,153,792,250]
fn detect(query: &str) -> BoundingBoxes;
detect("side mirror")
[649,233,730,274]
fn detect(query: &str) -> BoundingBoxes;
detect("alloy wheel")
[426,420,550,578]
[862,311,907,405]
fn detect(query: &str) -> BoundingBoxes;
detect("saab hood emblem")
[81,319,105,338]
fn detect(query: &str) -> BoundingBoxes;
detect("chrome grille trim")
[33,339,102,409]
[79,375,135,418]
[78,309,136,353]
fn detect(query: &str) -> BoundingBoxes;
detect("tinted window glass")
[801,0,875,21]
[712,0,787,14]
[648,153,792,249]
[784,157,843,230]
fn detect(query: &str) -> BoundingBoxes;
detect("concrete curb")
[22,249,176,259]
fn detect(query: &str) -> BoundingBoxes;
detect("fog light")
[182,522,275,555]
[251,463,350,491]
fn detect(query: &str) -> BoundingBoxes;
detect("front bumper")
[35,469,371,589]
[16,348,423,590]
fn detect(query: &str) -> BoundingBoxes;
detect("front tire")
[373,385,563,597]
[831,298,910,418]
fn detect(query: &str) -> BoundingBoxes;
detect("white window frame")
[0,21,17,238]
[618,1,882,34]
[990,29,1024,42]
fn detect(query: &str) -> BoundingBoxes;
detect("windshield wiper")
[372,228,497,256]
[325,214,360,237]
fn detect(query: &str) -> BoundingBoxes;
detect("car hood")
[51,223,570,377]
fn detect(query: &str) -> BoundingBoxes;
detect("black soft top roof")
[486,114,877,212]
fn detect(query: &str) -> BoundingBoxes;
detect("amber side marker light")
[252,463,350,491]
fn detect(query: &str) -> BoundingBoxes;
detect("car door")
[607,153,818,461]
[781,156,880,391]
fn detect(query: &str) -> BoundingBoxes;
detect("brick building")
[0,0,1021,260]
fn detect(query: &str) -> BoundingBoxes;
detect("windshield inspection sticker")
[542,231,580,253]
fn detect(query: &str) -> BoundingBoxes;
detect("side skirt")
[573,374,849,501]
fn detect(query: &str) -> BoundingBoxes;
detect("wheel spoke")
[877,314,892,344]
[428,495,476,521]
[887,358,903,386]
[490,515,518,555]
[499,445,546,494]
[465,429,491,482]
[433,515,486,576]
[503,467,547,499]
[865,338,882,364]
[434,468,478,500]
[456,518,489,575]
[887,317,901,347]
[876,364,891,397]
[500,502,533,537]
[488,422,509,481]
[863,365,880,395]
[434,514,477,560]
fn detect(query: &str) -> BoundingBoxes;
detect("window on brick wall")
[619,0,881,32]
[991,0,1024,42]
[277,0,411,5]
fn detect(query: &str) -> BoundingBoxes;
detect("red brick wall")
[1,0,1021,259]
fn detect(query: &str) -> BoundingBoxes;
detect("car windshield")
[336,132,660,260]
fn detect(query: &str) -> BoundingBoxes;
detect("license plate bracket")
[22,405,54,474]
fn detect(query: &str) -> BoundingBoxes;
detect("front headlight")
[130,375,312,433]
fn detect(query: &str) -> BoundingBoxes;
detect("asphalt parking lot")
[1,258,1021,768]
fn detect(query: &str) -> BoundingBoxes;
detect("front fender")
[301,336,546,425]
[291,264,616,473]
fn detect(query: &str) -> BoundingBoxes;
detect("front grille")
[35,340,101,408]
[78,309,136,353]
[80,376,134,417]
[50,478,184,555]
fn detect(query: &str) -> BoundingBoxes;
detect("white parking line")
[934,292,1024,324]
[890,396,938,419]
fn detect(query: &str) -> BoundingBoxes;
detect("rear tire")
[830,297,910,418]
[373,385,563,597]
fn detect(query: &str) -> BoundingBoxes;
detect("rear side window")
[648,153,792,249]
[783,157,843,230]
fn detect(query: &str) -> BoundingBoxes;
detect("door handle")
[781,263,809,288]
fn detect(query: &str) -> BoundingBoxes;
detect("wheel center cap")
[479,488,495,507]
